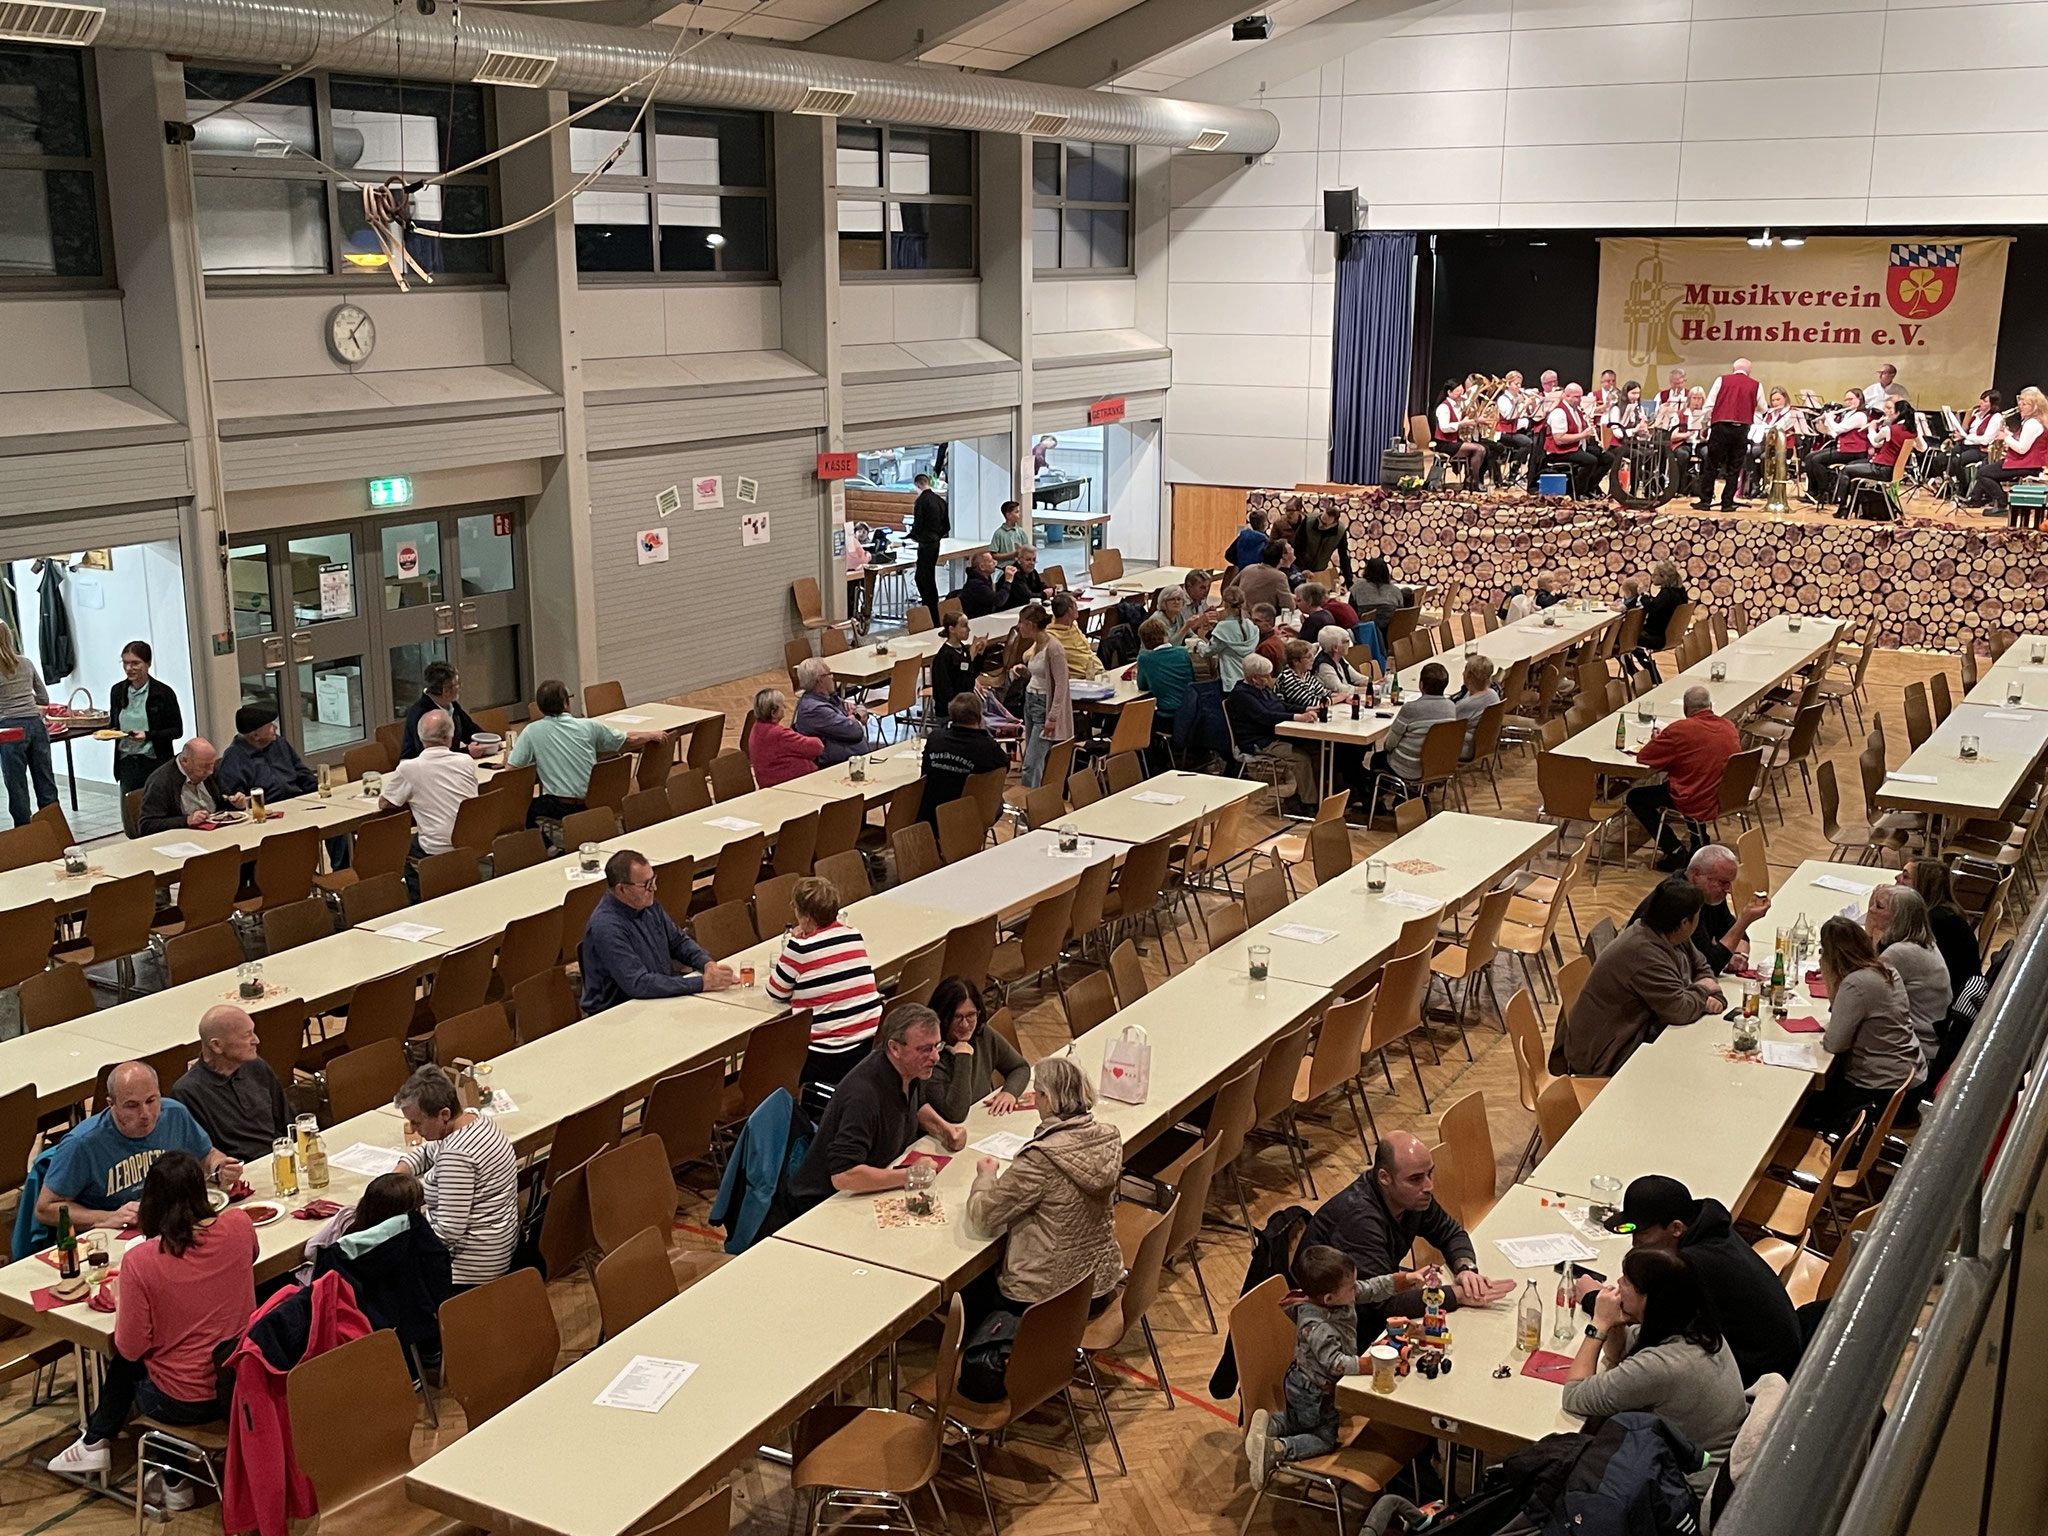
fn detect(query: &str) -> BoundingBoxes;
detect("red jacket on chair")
[223,1270,373,1536]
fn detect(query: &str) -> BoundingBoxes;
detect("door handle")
[458,601,479,632]
[434,605,456,637]
[290,633,314,665]
[261,636,287,669]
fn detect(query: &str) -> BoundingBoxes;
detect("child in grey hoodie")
[1245,1244,1425,1487]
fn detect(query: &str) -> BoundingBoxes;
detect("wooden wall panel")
[1169,483,1251,568]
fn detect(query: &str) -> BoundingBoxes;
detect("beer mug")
[272,1137,300,1197]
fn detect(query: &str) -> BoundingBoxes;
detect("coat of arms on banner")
[1888,243,1960,320]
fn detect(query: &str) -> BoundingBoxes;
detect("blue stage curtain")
[1330,231,1416,487]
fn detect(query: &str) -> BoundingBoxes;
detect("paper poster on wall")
[394,542,420,580]
[831,527,846,559]
[318,563,353,618]
[654,485,682,518]
[73,578,103,610]
[735,476,759,505]
[637,529,670,565]
[692,476,724,511]
[741,511,771,547]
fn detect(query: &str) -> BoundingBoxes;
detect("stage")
[1256,485,2048,653]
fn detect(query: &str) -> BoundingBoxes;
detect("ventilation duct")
[793,86,855,116]
[472,48,557,88]
[90,0,1279,154]
[1025,111,1068,137]
[0,0,102,43]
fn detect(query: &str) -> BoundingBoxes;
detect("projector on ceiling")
[1232,14,1273,40]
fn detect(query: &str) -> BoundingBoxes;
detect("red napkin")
[1805,970,1829,999]
[88,1283,117,1313]
[31,1284,99,1313]
[1521,1350,1576,1383]
[227,1180,256,1201]
[1780,1016,1825,1034]
[293,1200,344,1221]
[900,1152,951,1171]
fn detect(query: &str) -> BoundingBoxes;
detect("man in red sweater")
[1628,684,1741,870]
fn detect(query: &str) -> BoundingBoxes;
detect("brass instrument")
[1764,425,1790,514]
[1457,373,1505,441]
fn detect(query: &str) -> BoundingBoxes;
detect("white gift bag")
[1099,1024,1151,1105]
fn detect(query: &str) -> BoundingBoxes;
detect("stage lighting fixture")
[1232,14,1273,40]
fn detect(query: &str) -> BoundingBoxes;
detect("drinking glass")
[272,1137,300,1197]
[1370,1345,1400,1394]
[1788,615,1804,632]
[1057,821,1080,853]
[1247,945,1271,981]
[2032,641,2046,665]
[1589,1174,1623,1224]
[849,754,868,782]
[1960,734,1981,759]
[1366,860,1388,892]
[2008,681,2024,708]
[1710,660,1727,683]
[62,845,87,875]
[237,962,265,1001]
[1637,698,1654,725]
[579,841,602,873]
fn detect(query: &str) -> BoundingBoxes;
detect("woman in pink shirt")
[747,687,825,788]
[53,1151,258,1492]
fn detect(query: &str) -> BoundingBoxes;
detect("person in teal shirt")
[987,500,1030,556]
[507,678,663,826]
[1134,616,1194,736]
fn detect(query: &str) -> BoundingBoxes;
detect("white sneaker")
[1245,1408,1274,1490]
[143,1471,199,1512]
[50,1436,110,1474]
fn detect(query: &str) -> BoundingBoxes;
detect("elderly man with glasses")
[578,849,738,1015]
[792,656,871,766]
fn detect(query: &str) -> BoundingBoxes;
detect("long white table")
[1875,699,2048,826]
[1056,770,1264,845]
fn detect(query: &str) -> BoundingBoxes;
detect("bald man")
[135,736,245,837]
[1300,1132,1515,1335]
[1697,358,1762,511]
[31,1062,237,1242]
[170,1005,292,1163]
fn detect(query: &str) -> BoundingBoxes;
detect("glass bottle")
[302,1127,329,1191]
[1517,1279,1542,1354]
[1553,1264,1576,1343]
[55,1204,79,1281]
[1769,944,1788,1011]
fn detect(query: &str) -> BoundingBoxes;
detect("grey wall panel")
[844,408,1015,448]
[220,411,565,492]
[585,388,828,452]
[844,369,1019,426]
[1031,357,1173,407]
[586,430,824,702]
[0,441,192,518]
[0,503,184,560]
[1033,387,1168,435]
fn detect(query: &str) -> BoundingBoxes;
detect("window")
[570,102,770,278]
[837,123,974,276]
[0,44,109,284]
[183,67,497,281]
[1032,140,1130,273]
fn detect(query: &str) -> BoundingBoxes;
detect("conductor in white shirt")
[1864,364,1906,413]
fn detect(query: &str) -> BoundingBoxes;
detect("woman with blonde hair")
[0,621,55,827]
[1195,585,1260,693]
[1969,384,2048,520]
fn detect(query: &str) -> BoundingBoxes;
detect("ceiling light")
[1747,228,1773,248]
[1781,232,1806,248]
[1232,14,1273,40]
[705,232,727,248]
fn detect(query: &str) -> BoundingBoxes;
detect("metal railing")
[1718,892,2048,1536]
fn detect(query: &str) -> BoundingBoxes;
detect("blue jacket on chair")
[709,1089,814,1255]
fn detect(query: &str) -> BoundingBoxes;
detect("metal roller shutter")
[845,407,1015,446]
[221,411,566,493]
[0,503,185,561]
[845,370,1020,427]
[0,441,192,519]
[586,388,829,453]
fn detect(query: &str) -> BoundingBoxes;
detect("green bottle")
[1769,946,1787,1011]
[55,1204,78,1281]
[1615,715,1627,750]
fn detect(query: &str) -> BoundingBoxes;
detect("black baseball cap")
[235,704,278,736]
[1618,1175,1696,1231]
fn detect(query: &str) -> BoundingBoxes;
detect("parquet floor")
[0,647,1981,1536]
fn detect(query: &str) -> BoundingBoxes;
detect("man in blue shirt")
[33,1062,237,1239]
[579,850,739,1014]
[216,706,316,804]
[1226,507,1271,572]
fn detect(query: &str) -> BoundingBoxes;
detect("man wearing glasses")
[579,849,738,1014]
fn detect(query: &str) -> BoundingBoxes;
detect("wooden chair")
[905,1278,1102,1522]
[545,1093,626,1192]
[446,794,503,861]
[1230,1275,1422,1534]
[340,873,409,928]
[1060,970,1117,1039]
[750,871,798,937]
[440,1268,559,1428]
[709,749,756,802]
[582,681,626,717]
[691,900,757,962]
[713,1013,810,1133]
[491,827,548,876]
[1107,938,1148,1009]
[425,938,500,1029]
[154,847,245,938]
[20,962,96,1031]
[559,805,618,851]
[434,1002,515,1068]
[330,969,416,1054]
[587,1134,680,1255]
[987,887,1077,1009]
[416,849,481,902]
[51,870,156,995]
[1159,1133,1223,1331]
[936,797,985,866]
[561,879,606,964]
[164,922,247,987]
[1739,1112,1866,1248]
[1291,988,1377,1171]
[491,764,538,833]
[814,794,866,861]
[1079,1194,1179,1430]
[593,1226,679,1342]
[234,826,321,916]
[640,1062,722,1180]
[1758,1204,1878,1309]
[891,822,943,884]
[814,848,872,904]
[0,898,53,991]
[1365,938,1438,1109]
[891,941,946,1009]
[262,896,333,956]
[324,1039,408,1122]
[1438,1089,1500,1229]
[796,1297,956,1535]
[707,833,766,911]
[665,766,713,817]
[512,966,582,1042]
[772,807,820,877]
[1427,878,1514,1056]
[343,741,396,782]
[941,914,998,991]
[286,1330,468,1536]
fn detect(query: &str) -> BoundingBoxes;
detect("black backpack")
[1504,1412,1704,1536]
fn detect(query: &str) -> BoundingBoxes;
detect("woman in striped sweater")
[394,1065,519,1288]
[766,876,886,1094]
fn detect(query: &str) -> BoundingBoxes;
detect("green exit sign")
[368,476,414,508]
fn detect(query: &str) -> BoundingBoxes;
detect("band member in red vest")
[1922,389,2001,495]
[1744,387,1801,497]
[1968,386,2048,521]
[1803,390,1870,506]
[1656,368,1688,407]
[1833,395,1918,517]
[1540,383,1617,499]
[1493,370,1538,487]
[1589,368,1619,415]
[1431,379,1490,487]
[1523,371,1563,491]
[1695,358,1763,511]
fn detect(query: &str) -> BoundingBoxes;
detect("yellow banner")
[1595,235,2009,408]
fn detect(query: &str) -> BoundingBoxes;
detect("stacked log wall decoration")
[1247,486,2043,654]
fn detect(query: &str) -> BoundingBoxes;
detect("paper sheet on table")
[593,1356,698,1413]
[1984,711,2035,721]
[705,816,760,831]
[972,1130,1031,1161]
[1558,1205,1613,1244]
[1885,772,1939,784]
[1130,791,1185,805]
[1379,890,1442,912]
[566,865,602,881]
[1761,1041,1825,1072]
[330,1143,406,1177]
[609,713,650,723]
[1047,840,1098,859]
[1270,923,1339,944]
[1811,874,1876,896]
[1494,1233,1600,1269]
[377,922,443,943]
[153,841,211,858]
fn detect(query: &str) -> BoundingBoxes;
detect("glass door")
[232,529,375,762]
[377,505,528,729]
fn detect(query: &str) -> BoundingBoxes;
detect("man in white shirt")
[379,709,480,857]
[1864,364,1906,413]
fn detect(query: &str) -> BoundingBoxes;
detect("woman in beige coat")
[965,1056,1125,1353]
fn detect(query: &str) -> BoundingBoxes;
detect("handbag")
[958,1308,1021,1402]
[1099,1023,1151,1105]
